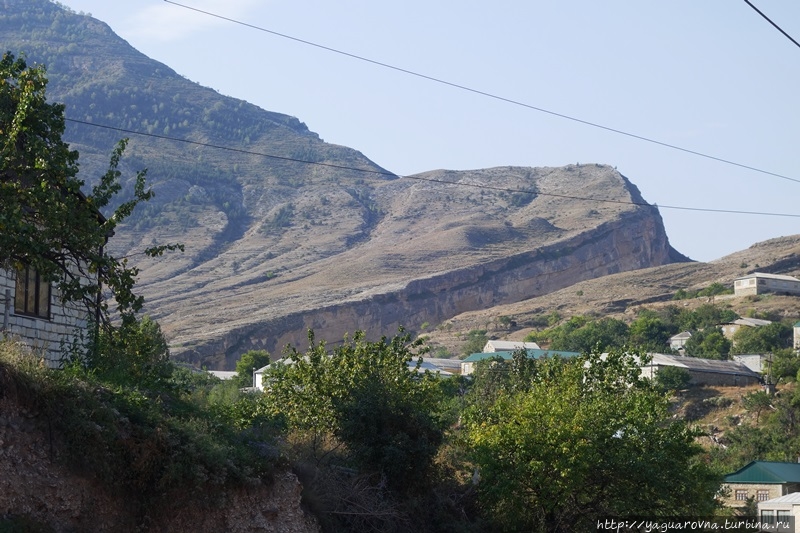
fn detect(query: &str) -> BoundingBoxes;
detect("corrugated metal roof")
[669,331,692,341]
[463,349,580,363]
[483,340,542,352]
[731,317,772,327]
[734,272,800,283]
[645,353,760,378]
[725,461,800,484]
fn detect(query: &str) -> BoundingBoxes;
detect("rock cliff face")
[165,165,685,369]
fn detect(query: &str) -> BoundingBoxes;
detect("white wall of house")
[734,273,800,297]
[0,268,90,367]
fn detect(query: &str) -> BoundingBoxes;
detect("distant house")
[723,461,800,509]
[639,353,761,387]
[721,317,773,340]
[482,340,541,353]
[732,354,773,375]
[208,370,238,381]
[757,492,800,531]
[461,349,579,376]
[794,322,800,351]
[668,331,692,353]
[734,272,800,297]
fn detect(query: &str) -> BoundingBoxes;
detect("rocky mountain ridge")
[2,1,688,367]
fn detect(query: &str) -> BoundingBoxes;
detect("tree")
[262,329,444,491]
[465,349,720,532]
[731,322,792,355]
[742,390,772,424]
[684,327,731,359]
[628,313,674,352]
[0,52,180,329]
[461,329,488,358]
[654,365,692,392]
[86,314,171,386]
[233,349,270,388]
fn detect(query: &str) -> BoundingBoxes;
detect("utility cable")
[65,117,800,219]
[163,0,799,186]
[743,0,800,50]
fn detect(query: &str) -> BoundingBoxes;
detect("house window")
[735,489,749,501]
[757,489,770,501]
[762,510,775,525]
[14,266,51,319]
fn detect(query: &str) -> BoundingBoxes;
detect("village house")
[757,493,799,531]
[721,317,773,340]
[733,272,800,297]
[668,331,692,354]
[461,349,579,376]
[723,461,800,510]
[0,265,97,366]
[1,183,106,367]
[481,340,541,352]
[640,353,761,387]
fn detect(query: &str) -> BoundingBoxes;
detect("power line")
[163,0,800,186]
[743,0,800,50]
[65,117,800,219]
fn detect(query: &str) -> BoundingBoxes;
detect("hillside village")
[5,1,800,531]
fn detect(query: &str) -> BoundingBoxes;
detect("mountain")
[2,0,688,368]
[424,234,800,358]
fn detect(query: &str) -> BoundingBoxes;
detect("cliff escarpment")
[169,177,684,368]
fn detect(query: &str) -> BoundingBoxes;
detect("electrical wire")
[65,117,800,219]
[162,0,800,186]
[743,0,800,50]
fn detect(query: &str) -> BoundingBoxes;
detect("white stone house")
[757,493,799,532]
[734,272,800,297]
[668,331,692,353]
[482,340,540,352]
[721,317,773,340]
[1,265,95,366]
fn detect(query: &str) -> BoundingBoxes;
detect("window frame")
[14,265,51,320]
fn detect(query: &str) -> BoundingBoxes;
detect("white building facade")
[1,266,91,366]
[734,273,800,297]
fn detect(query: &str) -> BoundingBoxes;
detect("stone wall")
[0,268,89,366]
[722,483,800,508]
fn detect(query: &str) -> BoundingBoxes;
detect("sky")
[57,0,800,262]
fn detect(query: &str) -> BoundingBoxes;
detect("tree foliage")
[731,322,792,355]
[0,52,180,328]
[684,327,731,359]
[654,365,692,392]
[465,349,720,532]
[262,329,444,491]
[233,349,270,388]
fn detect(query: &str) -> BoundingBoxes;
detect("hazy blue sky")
[58,0,799,262]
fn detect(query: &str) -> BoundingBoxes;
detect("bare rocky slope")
[136,164,686,369]
[1,1,689,369]
[423,234,800,357]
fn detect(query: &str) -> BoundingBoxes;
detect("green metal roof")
[724,461,800,484]
[463,349,580,363]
